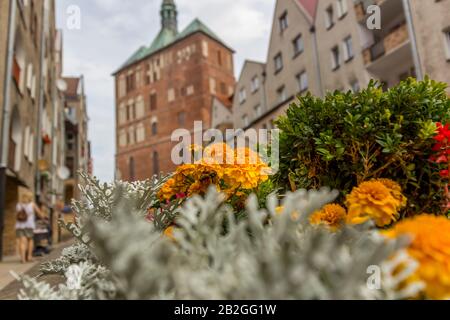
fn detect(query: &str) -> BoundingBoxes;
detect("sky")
[56,0,275,183]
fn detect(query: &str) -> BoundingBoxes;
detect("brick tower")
[113,0,235,181]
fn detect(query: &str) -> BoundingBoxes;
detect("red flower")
[436,155,448,164]
[432,143,443,152]
[440,170,449,178]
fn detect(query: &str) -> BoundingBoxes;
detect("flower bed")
[16,79,450,300]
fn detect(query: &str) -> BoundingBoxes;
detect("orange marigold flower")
[310,204,347,231]
[346,180,401,227]
[383,215,450,300]
[163,226,178,241]
[375,178,407,209]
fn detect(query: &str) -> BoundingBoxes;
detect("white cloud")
[56,0,274,182]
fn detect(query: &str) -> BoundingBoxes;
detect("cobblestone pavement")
[0,240,74,300]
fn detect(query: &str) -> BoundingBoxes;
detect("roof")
[115,18,233,74]
[63,77,80,97]
[296,0,319,23]
[212,95,233,110]
[236,59,266,84]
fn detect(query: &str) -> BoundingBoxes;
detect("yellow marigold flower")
[188,144,203,153]
[158,178,176,201]
[310,204,347,231]
[383,215,450,300]
[158,144,271,202]
[375,178,407,209]
[346,180,401,227]
[203,143,235,165]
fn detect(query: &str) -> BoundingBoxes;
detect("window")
[444,29,450,60]
[128,127,136,145]
[26,64,33,90]
[202,41,209,57]
[296,71,308,93]
[126,103,135,121]
[151,122,158,136]
[254,104,262,117]
[168,88,175,102]
[350,80,360,92]
[136,97,145,119]
[153,152,160,175]
[12,56,22,88]
[277,86,287,103]
[217,50,223,66]
[118,76,126,97]
[187,85,194,96]
[178,112,186,126]
[325,5,334,30]
[243,115,249,127]
[220,82,227,95]
[274,53,283,73]
[293,34,304,57]
[239,88,247,104]
[119,130,127,147]
[129,157,135,181]
[331,46,340,70]
[343,36,354,62]
[251,76,260,93]
[149,93,157,111]
[145,64,151,85]
[126,73,136,93]
[118,104,126,124]
[136,124,145,143]
[210,78,216,94]
[337,0,348,19]
[279,11,288,32]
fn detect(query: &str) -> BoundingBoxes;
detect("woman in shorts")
[16,192,44,263]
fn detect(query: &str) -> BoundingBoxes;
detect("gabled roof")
[115,18,233,74]
[236,59,266,84]
[296,0,319,24]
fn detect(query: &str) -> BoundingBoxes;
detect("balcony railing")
[362,23,409,65]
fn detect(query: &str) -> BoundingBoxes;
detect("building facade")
[114,0,235,181]
[63,76,90,204]
[0,0,91,259]
[234,0,450,131]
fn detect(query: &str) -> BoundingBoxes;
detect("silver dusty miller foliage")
[16,174,422,300]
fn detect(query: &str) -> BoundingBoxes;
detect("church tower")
[114,0,235,181]
[161,0,178,33]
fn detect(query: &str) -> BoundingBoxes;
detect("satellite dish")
[57,166,70,180]
[56,79,68,92]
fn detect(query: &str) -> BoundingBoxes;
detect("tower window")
[152,122,158,136]
[217,51,223,66]
[150,93,157,111]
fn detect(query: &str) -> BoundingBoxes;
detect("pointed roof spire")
[161,0,178,33]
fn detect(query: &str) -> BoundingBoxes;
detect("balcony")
[355,0,404,27]
[354,0,387,21]
[362,23,410,65]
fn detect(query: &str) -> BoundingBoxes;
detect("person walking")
[15,191,44,263]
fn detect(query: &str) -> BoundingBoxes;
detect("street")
[0,240,74,300]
